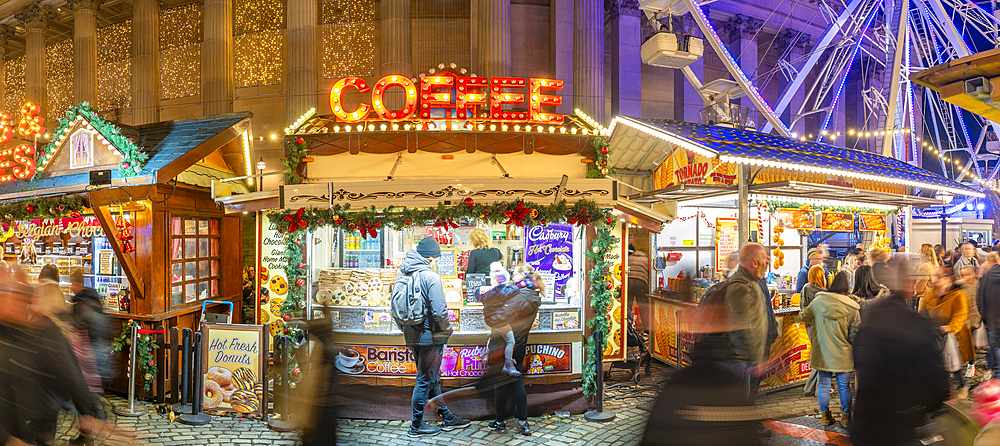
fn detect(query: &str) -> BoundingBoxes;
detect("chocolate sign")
[524,223,573,300]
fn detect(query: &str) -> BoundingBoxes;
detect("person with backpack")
[392,237,471,438]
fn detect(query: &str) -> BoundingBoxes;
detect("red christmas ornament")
[296,263,305,269]
[293,367,301,376]
[605,217,613,224]
[283,315,291,321]
[121,162,130,170]
[605,282,613,290]
[601,146,609,154]
[25,205,34,213]
[540,220,547,225]
[71,210,81,218]
[296,137,305,144]
[295,278,305,287]
[148,362,154,367]
[463,197,475,207]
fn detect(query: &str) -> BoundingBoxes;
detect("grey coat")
[722,266,770,364]
[397,250,452,346]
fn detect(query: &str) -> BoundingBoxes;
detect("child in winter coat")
[480,262,522,376]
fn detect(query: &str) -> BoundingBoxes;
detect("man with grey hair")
[954,242,981,278]
[717,243,773,403]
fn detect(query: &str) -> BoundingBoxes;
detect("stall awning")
[614,198,672,232]
[631,181,942,209]
[608,116,983,198]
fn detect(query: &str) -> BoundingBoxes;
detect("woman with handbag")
[801,272,860,427]
[920,267,973,399]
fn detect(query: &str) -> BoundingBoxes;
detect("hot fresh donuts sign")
[201,324,268,415]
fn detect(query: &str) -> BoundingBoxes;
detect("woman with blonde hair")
[465,227,503,275]
[801,265,827,309]
[917,244,940,300]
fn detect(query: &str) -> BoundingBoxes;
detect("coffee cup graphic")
[339,348,362,368]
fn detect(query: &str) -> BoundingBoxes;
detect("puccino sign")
[329,68,565,124]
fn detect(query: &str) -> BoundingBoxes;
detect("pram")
[604,314,652,383]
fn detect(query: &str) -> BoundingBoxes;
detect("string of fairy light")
[916,135,1000,194]
[789,127,914,141]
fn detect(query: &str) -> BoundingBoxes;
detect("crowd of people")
[643,239,1000,445]
[0,263,130,446]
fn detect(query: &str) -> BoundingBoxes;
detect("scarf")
[516,278,536,289]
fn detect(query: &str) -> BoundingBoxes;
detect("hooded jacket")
[480,282,542,339]
[397,250,452,346]
[801,291,860,372]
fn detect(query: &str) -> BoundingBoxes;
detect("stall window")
[70,131,94,169]
[170,216,221,307]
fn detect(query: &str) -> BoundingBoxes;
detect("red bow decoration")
[503,201,531,226]
[433,218,459,229]
[284,208,308,234]
[567,209,593,226]
[358,220,381,239]
[115,215,136,254]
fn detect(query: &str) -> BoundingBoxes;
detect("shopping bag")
[943,333,962,373]
[975,326,989,349]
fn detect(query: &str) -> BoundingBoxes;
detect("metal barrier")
[268,335,298,431]
[178,332,211,425]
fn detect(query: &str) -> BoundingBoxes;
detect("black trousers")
[495,336,528,422]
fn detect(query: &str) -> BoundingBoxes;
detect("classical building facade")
[0,0,888,174]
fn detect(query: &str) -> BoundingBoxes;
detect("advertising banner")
[258,211,289,336]
[819,212,854,232]
[677,309,695,367]
[524,223,574,301]
[773,208,816,230]
[654,148,738,189]
[15,216,104,239]
[603,220,627,361]
[759,314,811,391]
[333,343,573,377]
[202,324,268,415]
[860,213,888,231]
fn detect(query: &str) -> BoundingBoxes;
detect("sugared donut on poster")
[207,366,233,388]
[203,379,224,409]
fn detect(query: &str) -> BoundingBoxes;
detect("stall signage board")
[524,223,573,302]
[259,211,290,329]
[860,213,888,231]
[759,315,811,391]
[715,218,738,271]
[650,298,678,366]
[773,208,816,230]
[435,248,458,278]
[202,324,268,415]
[464,273,489,304]
[819,211,854,232]
[15,217,104,239]
[333,343,572,377]
[603,220,627,362]
[654,148,737,189]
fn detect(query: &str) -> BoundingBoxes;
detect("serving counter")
[648,292,812,392]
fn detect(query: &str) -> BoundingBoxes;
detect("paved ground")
[55,358,990,445]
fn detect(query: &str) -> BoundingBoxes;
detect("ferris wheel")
[639,0,1000,210]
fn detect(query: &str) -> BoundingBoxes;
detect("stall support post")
[737,163,750,247]
[172,328,192,414]
[941,214,948,248]
[269,336,298,432]
[178,333,211,425]
[584,330,616,422]
[113,324,144,417]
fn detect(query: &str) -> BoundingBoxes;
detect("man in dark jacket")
[850,261,950,446]
[397,238,470,437]
[69,268,112,387]
[979,260,1000,377]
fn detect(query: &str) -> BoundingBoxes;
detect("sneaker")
[840,412,851,428]
[985,370,995,381]
[517,420,531,436]
[967,364,977,378]
[503,359,522,377]
[488,420,507,434]
[407,422,441,438]
[958,386,970,400]
[442,415,471,431]
[821,411,835,426]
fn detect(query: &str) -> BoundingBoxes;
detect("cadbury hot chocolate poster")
[524,223,573,303]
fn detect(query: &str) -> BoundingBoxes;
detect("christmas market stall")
[606,117,981,391]
[0,102,256,395]
[213,65,669,419]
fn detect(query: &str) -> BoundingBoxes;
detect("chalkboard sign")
[435,248,457,278]
[465,273,489,304]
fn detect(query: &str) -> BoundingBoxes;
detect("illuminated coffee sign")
[329,71,565,124]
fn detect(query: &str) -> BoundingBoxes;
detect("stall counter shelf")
[648,292,813,392]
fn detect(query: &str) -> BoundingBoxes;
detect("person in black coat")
[69,268,112,388]
[465,228,503,275]
[849,261,950,446]
[979,261,1000,377]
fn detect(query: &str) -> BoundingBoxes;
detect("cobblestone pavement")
[53,359,990,445]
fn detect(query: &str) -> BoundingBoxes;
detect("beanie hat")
[490,261,510,284]
[416,237,441,259]
[69,267,85,285]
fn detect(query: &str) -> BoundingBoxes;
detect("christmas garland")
[35,102,148,180]
[111,319,159,392]
[587,138,616,178]
[760,199,900,216]
[582,223,618,397]
[282,137,310,185]
[0,195,87,225]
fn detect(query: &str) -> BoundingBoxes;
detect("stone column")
[0,26,13,110]
[776,29,808,136]
[16,3,54,114]
[478,0,511,78]
[573,0,604,121]
[724,14,761,109]
[131,0,160,124]
[378,0,411,110]
[549,0,574,115]
[68,0,102,107]
[286,0,318,123]
[202,0,234,115]
[606,0,641,117]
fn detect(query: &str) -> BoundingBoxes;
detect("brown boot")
[821,411,835,426]
[839,412,851,428]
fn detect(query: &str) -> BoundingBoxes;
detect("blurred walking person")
[69,268,112,389]
[979,252,1000,379]
[801,272,859,427]
[920,267,973,399]
[628,244,651,333]
[850,260,950,445]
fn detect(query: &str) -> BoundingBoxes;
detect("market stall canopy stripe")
[607,117,982,198]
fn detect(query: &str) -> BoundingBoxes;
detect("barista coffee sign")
[334,344,572,377]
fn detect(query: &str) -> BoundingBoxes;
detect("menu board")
[603,220,626,362]
[524,223,573,301]
[435,248,458,278]
[860,213,888,231]
[773,208,816,230]
[259,211,290,332]
[202,324,268,415]
[552,311,580,330]
[332,343,573,377]
[819,212,854,231]
[715,217,759,270]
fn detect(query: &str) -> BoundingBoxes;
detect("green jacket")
[802,291,861,372]
[721,266,769,364]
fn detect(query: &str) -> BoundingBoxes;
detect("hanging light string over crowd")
[914,134,999,194]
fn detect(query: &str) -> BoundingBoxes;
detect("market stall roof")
[291,127,595,156]
[631,180,942,209]
[607,116,983,198]
[0,112,253,200]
